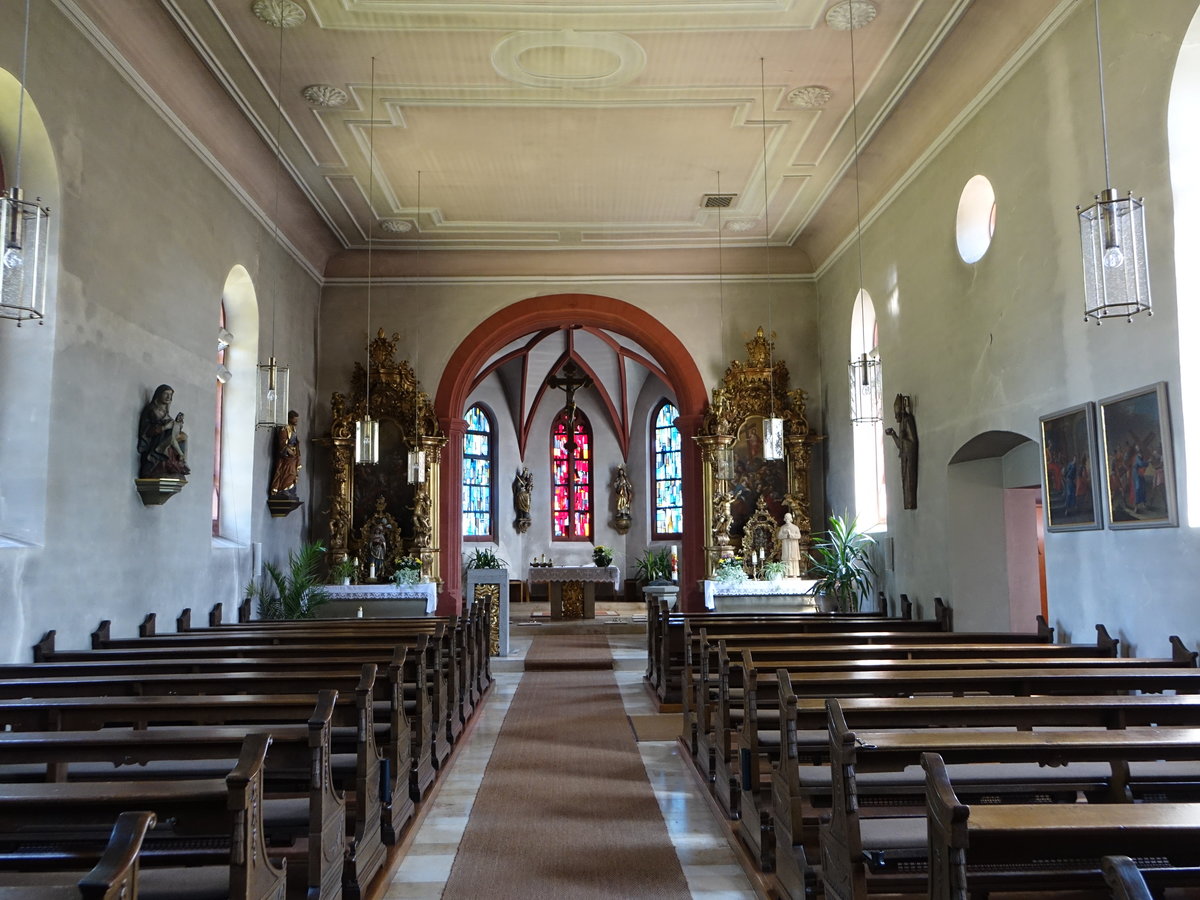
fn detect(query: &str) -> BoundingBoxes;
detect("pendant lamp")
[757,59,783,461]
[0,0,50,324]
[407,171,425,484]
[255,6,296,427]
[1077,0,1151,323]
[355,58,380,464]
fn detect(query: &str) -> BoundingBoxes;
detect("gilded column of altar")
[695,434,734,577]
[328,435,354,563]
[420,434,445,583]
[784,435,821,558]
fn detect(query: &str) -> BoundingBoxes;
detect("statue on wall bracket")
[318,329,445,581]
[135,383,189,505]
[513,466,533,534]
[612,464,632,534]
[267,409,303,518]
[695,327,824,576]
[885,393,919,509]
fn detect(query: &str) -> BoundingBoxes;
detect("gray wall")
[0,0,322,658]
[815,0,1200,654]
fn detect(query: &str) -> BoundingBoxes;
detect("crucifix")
[547,361,593,451]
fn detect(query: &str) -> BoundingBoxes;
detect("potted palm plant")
[246,541,330,620]
[805,514,876,613]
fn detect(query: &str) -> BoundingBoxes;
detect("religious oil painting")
[729,415,787,538]
[1039,403,1102,531]
[1098,382,1177,529]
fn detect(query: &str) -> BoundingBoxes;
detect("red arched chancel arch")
[434,294,708,612]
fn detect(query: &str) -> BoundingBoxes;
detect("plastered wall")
[0,1,322,658]
[815,0,1200,654]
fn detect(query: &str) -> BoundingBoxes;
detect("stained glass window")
[652,400,683,538]
[213,303,227,537]
[462,404,495,539]
[551,407,591,540]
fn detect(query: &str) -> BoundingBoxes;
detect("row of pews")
[0,597,492,899]
[648,598,1200,898]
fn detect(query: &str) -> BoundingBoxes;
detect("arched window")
[551,407,592,540]
[850,289,887,531]
[213,303,230,536]
[462,404,495,540]
[652,400,682,538]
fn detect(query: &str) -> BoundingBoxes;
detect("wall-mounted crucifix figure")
[546,361,594,451]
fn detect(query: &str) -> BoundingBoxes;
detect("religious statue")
[367,523,388,580]
[513,466,533,534]
[269,410,301,497]
[885,393,919,510]
[613,464,633,534]
[137,384,190,478]
[412,489,432,549]
[777,511,803,578]
[712,490,733,551]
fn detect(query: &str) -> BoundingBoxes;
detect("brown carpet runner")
[442,637,692,899]
[522,633,613,670]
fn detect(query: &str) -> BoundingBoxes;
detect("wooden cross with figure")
[547,361,593,451]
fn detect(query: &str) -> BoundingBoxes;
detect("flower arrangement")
[713,556,747,585]
[464,548,508,570]
[592,545,614,567]
[394,555,423,586]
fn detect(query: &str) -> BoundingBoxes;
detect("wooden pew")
[91,615,476,759]
[822,707,1200,899]
[923,751,1200,899]
[649,597,955,705]
[686,623,1121,783]
[0,666,389,897]
[723,640,1196,827]
[768,684,1200,900]
[0,810,156,900]
[36,629,437,801]
[726,648,1200,880]
[1101,854,1200,899]
[0,692,344,900]
[0,734,287,900]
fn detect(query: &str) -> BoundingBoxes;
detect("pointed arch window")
[850,289,887,531]
[652,400,683,538]
[213,303,229,536]
[551,407,592,540]
[462,404,495,540]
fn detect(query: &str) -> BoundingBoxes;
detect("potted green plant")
[464,547,508,570]
[592,545,613,567]
[805,514,876,613]
[246,541,330,620]
[634,546,673,584]
[762,560,787,581]
[329,556,356,586]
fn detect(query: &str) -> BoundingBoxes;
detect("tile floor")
[382,630,758,899]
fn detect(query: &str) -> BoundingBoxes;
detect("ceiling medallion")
[302,84,348,107]
[252,0,306,28]
[492,31,646,89]
[381,220,413,233]
[726,219,758,232]
[825,0,877,30]
[787,85,832,109]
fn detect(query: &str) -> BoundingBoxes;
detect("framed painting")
[1039,402,1102,531]
[1098,381,1178,529]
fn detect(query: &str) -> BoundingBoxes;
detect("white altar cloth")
[701,577,819,611]
[322,582,437,614]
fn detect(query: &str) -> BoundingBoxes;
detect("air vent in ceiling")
[702,193,737,208]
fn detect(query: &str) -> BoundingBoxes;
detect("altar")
[315,583,438,618]
[701,577,819,612]
[528,565,620,619]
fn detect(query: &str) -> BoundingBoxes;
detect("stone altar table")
[529,565,620,619]
[315,583,438,618]
[701,577,819,612]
